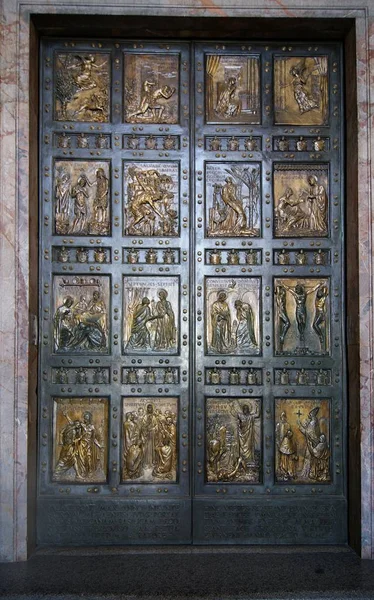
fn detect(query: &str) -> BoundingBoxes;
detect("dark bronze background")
[38,39,346,545]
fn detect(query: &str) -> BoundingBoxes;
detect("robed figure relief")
[54,53,110,122]
[206,398,261,483]
[274,278,329,356]
[274,56,328,126]
[206,163,261,237]
[52,398,108,483]
[54,161,110,236]
[124,54,179,124]
[123,277,179,355]
[206,278,260,356]
[206,55,260,124]
[122,398,178,483]
[274,165,328,238]
[53,276,109,354]
[275,399,330,484]
[124,163,179,237]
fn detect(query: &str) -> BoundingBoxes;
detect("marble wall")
[0,0,373,561]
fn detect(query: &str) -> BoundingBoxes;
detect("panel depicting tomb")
[205,367,262,386]
[205,277,261,356]
[124,54,179,124]
[52,366,110,385]
[275,398,331,484]
[274,277,330,356]
[206,397,262,483]
[205,248,262,267]
[205,162,261,238]
[53,275,110,354]
[274,368,331,386]
[123,162,179,237]
[54,161,110,236]
[53,246,111,265]
[273,164,329,238]
[122,367,179,385]
[123,247,180,265]
[274,56,329,126]
[54,53,110,122]
[205,55,260,124]
[52,397,108,483]
[122,397,178,483]
[123,276,179,355]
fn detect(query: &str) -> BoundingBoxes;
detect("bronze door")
[37,39,346,545]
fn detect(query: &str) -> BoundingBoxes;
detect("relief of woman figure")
[215,76,241,118]
[307,175,327,233]
[289,64,319,115]
[154,289,176,350]
[123,412,144,479]
[234,299,257,351]
[210,290,232,353]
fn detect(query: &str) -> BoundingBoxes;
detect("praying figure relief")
[122,397,177,483]
[206,163,261,237]
[124,163,179,237]
[206,55,260,124]
[275,399,330,484]
[53,276,109,353]
[206,398,261,483]
[54,161,110,236]
[274,165,328,238]
[274,278,329,356]
[125,54,179,124]
[206,278,260,356]
[123,277,179,355]
[54,53,110,122]
[52,398,108,483]
[274,56,328,126]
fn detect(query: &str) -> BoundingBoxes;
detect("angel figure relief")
[55,53,110,122]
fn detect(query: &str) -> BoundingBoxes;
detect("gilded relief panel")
[123,276,179,355]
[122,397,178,483]
[123,162,179,237]
[274,277,329,356]
[124,54,179,124]
[275,398,331,484]
[53,275,110,354]
[273,164,328,238]
[205,277,260,356]
[205,162,261,237]
[52,397,108,483]
[206,397,262,483]
[54,161,110,236]
[274,56,328,126]
[54,53,110,122]
[205,55,260,124]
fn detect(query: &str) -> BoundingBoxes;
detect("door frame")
[1,3,370,560]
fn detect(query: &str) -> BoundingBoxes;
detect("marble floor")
[1,546,374,599]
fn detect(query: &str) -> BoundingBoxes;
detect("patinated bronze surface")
[38,38,345,546]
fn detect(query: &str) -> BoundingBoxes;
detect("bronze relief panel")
[123,276,179,355]
[52,397,108,483]
[273,164,329,238]
[274,56,329,126]
[123,162,179,237]
[205,162,261,237]
[205,55,260,124]
[274,277,330,356]
[54,161,110,236]
[124,54,179,124]
[122,396,178,483]
[275,398,331,484]
[53,275,110,354]
[54,53,110,122]
[206,397,262,483]
[205,277,261,356]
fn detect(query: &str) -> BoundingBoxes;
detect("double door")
[37,38,346,545]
